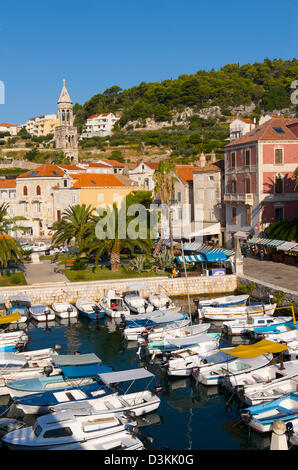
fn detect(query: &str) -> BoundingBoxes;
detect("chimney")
[200,152,206,167]
[210,151,216,163]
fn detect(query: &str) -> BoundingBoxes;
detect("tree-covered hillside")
[74,58,298,131]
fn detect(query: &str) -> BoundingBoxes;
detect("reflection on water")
[0,299,274,451]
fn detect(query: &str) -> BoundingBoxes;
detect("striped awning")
[276,241,298,252]
[182,243,235,257]
[265,239,287,248]
[247,237,270,245]
[175,255,205,263]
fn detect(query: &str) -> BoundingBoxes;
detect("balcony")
[224,193,254,205]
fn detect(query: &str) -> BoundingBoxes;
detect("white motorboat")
[222,315,291,336]
[222,359,298,400]
[200,303,276,321]
[29,305,55,322]
[43,368,161,418]
[1,409,137,450]
[98,290,130,318]
[137,321,210,344]
[240,392,298,433]
[251,322,298,343]
[148,293,176,310]
[0,349,62,396]
[123,291,154,314]
[31,242,51,252]
[0,330,29,353]
[75,298,104,320]
[194,294,249,310]
[122,310,189,342]
[52,302,78,319]
[193,353,273,386]
[140,332,220,360]
[50,430,144,451]
[166,349,236,377]
[239,374,298,407]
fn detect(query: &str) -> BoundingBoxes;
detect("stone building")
[54,79,78,163]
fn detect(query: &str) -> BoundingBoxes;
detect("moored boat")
[98,290,130,318]
[29,305,56,322]
[75,298,104,320]
[200,303,276,321]
[52,302,78,319]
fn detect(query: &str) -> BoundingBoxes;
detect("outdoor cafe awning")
[176,251,227,263]
[218,339,288,358]
[176,255,205,263]
[246,237,298,252]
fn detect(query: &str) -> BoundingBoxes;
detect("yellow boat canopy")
[0,312,20,324]
[218,339,288,358]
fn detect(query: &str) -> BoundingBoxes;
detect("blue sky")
[0,0,297,124]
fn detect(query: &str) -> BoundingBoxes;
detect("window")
[208,175,214,181]
[232,206,237,224]
[23,186,28,196]
[275,175,283,193]
[275,207,283,222]
[197,189,204,200]
[64,180,67,187]
[177,208,182,220]
[43,427,73,438]
[36,185,41,196]
[177,192,181,202]
[231,180,236,194]
[273,127,285,134]
[98,193,104,202]
[245,149,250,166]
[208,189,215,200]
[274,148,283,165]
[245,178,251,194]
[245,206,251,225]
[231,152,236,168]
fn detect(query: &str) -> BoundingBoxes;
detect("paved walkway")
[24,260,69,285]
[243,257,298,294]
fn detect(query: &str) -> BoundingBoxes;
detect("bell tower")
[54,79,78,163]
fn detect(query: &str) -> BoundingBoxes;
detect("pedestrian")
[260,249,264,261]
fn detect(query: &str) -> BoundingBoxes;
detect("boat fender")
[240,411,251,422]
[44,365,53,377]
[153,386,163,394]
[54,344,62,353]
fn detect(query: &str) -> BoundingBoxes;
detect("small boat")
[137,321,210,344]
[29,305,55,322]
[123,289,154,314]
[193,353,273,386]
[251,322,298,343]
[139,332,220,360]
[8,353,108,399]
[98,290,130,318]
[43,368,161,418]
[148,293,176,310]
[199,303,276,321]
[52,302,78,319]
[75,298,104,320]
[7,295,31,324]
[240,392,298,433]
[0,330,29,353]
[239,374,298,407]
[122,310,190,341]
[194,294,249,310]
[50,430,144,451]
[222,315,291,336]
[1,409,137,450]
[0,348,62,396]
[165,349,235,377]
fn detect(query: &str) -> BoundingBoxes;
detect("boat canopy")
[218,339,288,358]
[0,312,20,324]
[98,368,155,384]
[0,352,27,367]
[61,363,112,379]
[168,333,216,347]
[52,353,102,367]
[8,294,31,304]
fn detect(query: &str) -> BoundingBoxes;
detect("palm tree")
[51,204,95,254]
[84,202,152,272]
[153,161,177,256]
[0,203,24,271]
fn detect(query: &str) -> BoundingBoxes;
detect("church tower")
[54,79,78,163]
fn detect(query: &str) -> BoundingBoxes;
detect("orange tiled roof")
[239,118,253,124]
[174,165,198,185]
[72,173,126,188]
[0,179,16,188]
[0,123,17,127]
[57,164,82,171]
[226,117,298,147]
[17,164,66,178]
[101,159,125,167]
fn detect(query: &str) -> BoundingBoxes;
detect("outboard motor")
[286,421,294,437]
[44,365,53,377]
[137,342,149,360]
[15,342,25,352]
[118,314,127,331]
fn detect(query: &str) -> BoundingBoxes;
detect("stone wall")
[0,274,238,306]
[238,276,298,306]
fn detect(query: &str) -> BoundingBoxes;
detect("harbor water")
[0,295,276,451]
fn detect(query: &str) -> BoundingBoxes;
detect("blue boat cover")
[61,363,112,378]
[200,252,227,262]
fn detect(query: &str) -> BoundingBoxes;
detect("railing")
[224,193,254,205]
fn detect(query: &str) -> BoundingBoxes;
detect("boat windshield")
[34,424,42,437]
